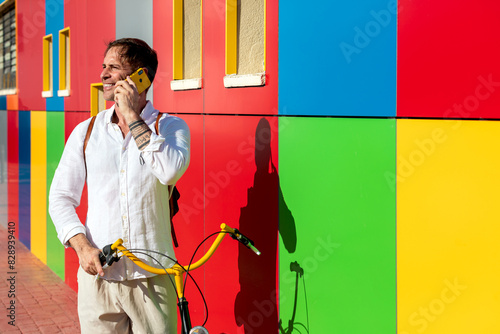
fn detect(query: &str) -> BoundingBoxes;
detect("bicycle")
[99,223,261,334]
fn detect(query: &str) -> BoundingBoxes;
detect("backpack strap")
[83,116,97,173]
[169,186,180,248]
[155,111,161,135]
[156,112,180,248]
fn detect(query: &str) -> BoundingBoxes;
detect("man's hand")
[114,77,141,122]
[68,233,104,277]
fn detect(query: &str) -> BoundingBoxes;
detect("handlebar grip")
[99,244,120,267]
[99,252,106,266]
[231,228,261,255]
[247,243,261,256]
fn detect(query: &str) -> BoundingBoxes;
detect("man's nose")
[100,67,110,80]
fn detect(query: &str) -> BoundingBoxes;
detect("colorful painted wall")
[1,0,500,333]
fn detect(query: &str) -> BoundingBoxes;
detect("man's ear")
[142,67,153,84]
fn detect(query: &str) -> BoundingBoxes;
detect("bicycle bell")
[189,326,209,334]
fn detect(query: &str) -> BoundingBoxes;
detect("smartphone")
[129,68,151,94]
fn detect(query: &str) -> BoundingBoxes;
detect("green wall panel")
[46,111,66,279]
[278,117,396,333]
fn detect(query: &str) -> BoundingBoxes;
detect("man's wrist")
[68,233,93,253]
[128,119,145,131]
[123,111,142,125]
[128,119,152,150]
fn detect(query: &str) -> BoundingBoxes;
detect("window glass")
[0,4,16,92]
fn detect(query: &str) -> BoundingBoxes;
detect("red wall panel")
[17,0,45,111]
[166,114,206,328]
[152,1,204,114]
[204,115,279,333]
[64,0,116,112]
[398,0,500,118]
[203,1,278,115]
[152,0,279,116]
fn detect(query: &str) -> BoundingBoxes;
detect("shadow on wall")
[234,117,298,333]
[279,261,309,334]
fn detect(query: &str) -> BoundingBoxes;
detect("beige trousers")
[77,267,177,334]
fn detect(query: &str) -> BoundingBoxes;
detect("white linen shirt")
[49,101,190,281]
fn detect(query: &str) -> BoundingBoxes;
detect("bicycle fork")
[178,297,192,334]
[174,272,193,334]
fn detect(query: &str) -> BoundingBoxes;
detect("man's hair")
[105,38,158,83]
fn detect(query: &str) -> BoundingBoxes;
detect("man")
[49,38,190,333]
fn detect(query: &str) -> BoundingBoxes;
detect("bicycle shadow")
[279,261,309,334]
[234,117,297,333]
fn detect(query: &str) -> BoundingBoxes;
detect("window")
[171,0,203,91]
[0,1,16,94]
[58,27,70,97]
[90,83,105,116]
[42,34,53,98]
[224,0,265,88]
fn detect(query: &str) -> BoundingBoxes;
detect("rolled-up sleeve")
[141,116,190,185]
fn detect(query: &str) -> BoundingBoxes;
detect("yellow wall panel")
[397,119,500,334]
[31,111,47,264]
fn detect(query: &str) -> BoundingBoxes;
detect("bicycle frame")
[102,223,260,334]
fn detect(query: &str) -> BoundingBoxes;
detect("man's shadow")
[234,118,297,333]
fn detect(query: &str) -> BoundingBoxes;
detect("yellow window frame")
[90,83,105,116]
[58,27,70,96]
[42,34,53,97]
[225,0,237,75]
[173,0,183,80]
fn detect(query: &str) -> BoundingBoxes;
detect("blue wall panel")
[0,96,6,109]
[279,0,397,117]
[45,0,64,111]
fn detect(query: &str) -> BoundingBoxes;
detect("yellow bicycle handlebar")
[110,223,236,275]
[105,223,259,305]
[106,223,259,299]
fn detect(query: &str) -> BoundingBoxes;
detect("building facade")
[1,0,500,333]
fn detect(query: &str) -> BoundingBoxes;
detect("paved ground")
[0,224,80,333]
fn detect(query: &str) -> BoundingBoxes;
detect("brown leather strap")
[83,116,96,170]
[155,112,162,135]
